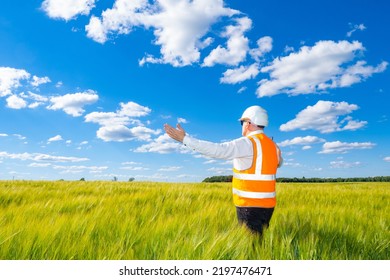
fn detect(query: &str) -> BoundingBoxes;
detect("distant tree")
[80,178,85,181]
[202,175,232,182]
[112,176,118,182]
[128,177,135,182]
[203,176,390,183]
[275,176,390,183]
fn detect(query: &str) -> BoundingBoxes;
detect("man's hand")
[164,123,186,143]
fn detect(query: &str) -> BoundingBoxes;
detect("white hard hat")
[239,105,269,127]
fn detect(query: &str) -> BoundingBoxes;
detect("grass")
[0,180,389,260]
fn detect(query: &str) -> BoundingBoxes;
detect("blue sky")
[0,0,389,182]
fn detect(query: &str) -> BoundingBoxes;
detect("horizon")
[3,175,390,183]
[1,0,389,182]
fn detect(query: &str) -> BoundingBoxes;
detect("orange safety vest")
[232,133,279,208]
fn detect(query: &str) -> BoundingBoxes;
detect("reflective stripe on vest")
[233,173,275,181]
[232,133,277,208]
[233,188,276,199]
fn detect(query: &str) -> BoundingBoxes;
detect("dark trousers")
[236,207,274,235]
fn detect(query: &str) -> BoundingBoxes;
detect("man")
[164,105,283,235]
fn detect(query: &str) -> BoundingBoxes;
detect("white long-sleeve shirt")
[183,130,283,171]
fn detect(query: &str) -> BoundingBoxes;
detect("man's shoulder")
[230,136,252,146]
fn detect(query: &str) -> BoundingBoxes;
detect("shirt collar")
[247,130,264,137]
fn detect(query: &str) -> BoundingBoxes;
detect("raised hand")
[164,123,186,142]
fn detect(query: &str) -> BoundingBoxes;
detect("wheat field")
[0,180,389,260]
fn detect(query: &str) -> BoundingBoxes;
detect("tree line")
[202,175,390,183]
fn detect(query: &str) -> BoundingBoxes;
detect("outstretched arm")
[164,123,186,143]
[164,123,253,160]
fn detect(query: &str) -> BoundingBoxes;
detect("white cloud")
[28,102,46,109]
[278,136,326,147]
[177,117,188,124]
[85,111,130,127]
[31,75,51,87]
[119,101,151,117]
[0,67,102,116]
[0,67,30,97]
[280,100,367,133]
[338,60,388,87]
[29,163,52,167]
[347,23,366,37]
[85,101,151,126]
[120,166,149,171]
[13,134,26,140]
[147,0,238,66]
[121,161,140,165]
[384,157,390,163]
[207,167,231,174]
[249,36,273,62]
[158,166,182,172]
[85,0,146,43]
[0,151,89,162]
[237,87,246,94]
[281,159,302,168]
[134,134,189,154]
[48,135,63,142]
[21,91,49,102]
[330,160,362,168]
[6,95,27,109]
[86,0,238,66]
[85,101,157,142]
[0,68,52,103]
[41,0,96,21]
[96,125,160,142]
[28,103,44,109]
[257,40,387,97]
[197,37,214,49]
[220,63,259,84]
[139,55,164,67]
[47,90,99,116]
[203,17,251,67]
[53,165,108,173]
[10,91,49,109]
[177,174,201,180]
[319,141,376,154]
[284,45,295,54]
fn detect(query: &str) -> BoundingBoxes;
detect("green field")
[0,180,389,260]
